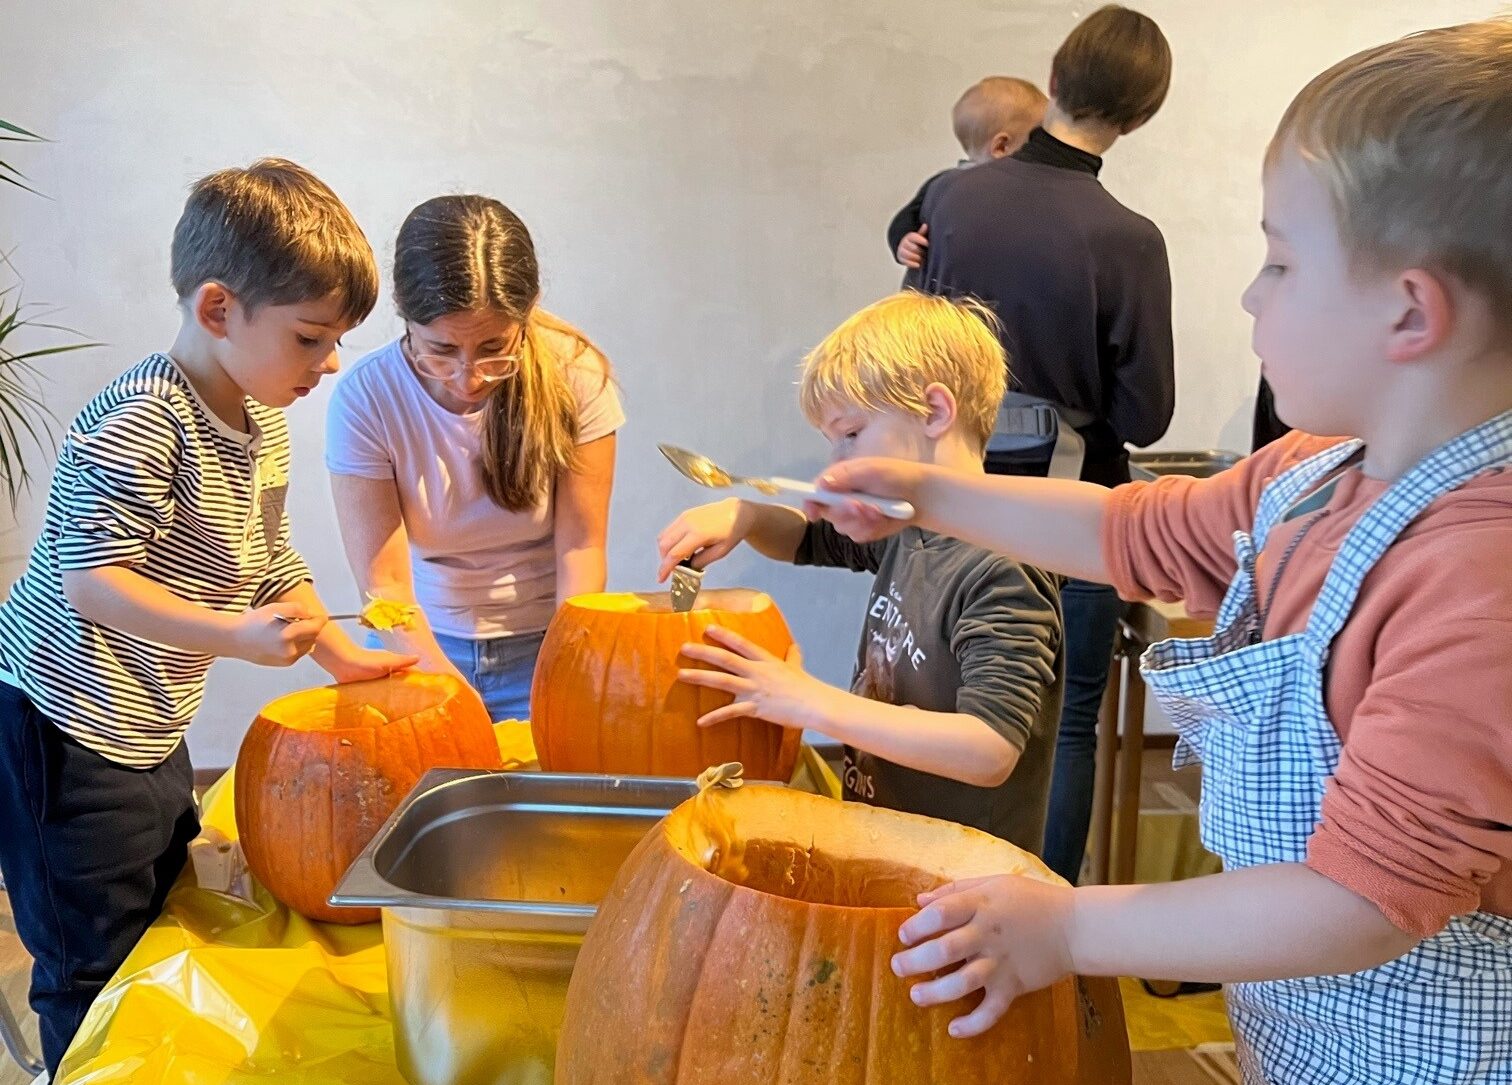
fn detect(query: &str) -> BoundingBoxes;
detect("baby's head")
[1244,18,1511,436]
[952,77,1048,163]
[799,292,1006,468]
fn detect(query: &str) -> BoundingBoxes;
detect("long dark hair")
[393,195,584,511]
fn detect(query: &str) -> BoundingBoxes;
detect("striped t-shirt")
[0,354,312,767]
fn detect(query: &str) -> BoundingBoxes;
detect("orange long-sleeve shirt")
[1103,431,1512,937]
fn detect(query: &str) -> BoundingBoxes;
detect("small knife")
[669,559,705,613]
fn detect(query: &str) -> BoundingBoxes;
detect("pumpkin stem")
[695,762,745,792]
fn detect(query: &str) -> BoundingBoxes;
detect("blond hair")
[799,292,1007,451]
[1270,18,1512,328]
[171,158,378,324]
[952,77,1048,158]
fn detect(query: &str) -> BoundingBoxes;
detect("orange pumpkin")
[530,590,801,781]
[558,785,1131,1084]
[235,672,502,924]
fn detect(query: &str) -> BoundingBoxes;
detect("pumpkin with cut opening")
[557,785,1131,1084]
[235,672,501,924]
[530,590,800,781]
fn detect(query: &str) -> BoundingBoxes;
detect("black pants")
[0,682,199,1076]
[984,450,1128,883]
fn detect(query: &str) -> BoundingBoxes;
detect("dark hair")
[1051,5,1173,131]
[393,195,588,511]
[170,157,377,324]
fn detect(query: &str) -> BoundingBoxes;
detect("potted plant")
[1,117,97,514]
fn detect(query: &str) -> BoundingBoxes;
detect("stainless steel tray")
[329,769,698,1085]
[331,768,697,925]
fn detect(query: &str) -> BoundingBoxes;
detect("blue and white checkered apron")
[1142,409,1512,1084]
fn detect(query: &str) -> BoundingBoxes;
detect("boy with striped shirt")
[0,158,415,1077]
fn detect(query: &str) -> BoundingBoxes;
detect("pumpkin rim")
[254,671,470,733]
[562,588,779,617]
[660,785,1063,916]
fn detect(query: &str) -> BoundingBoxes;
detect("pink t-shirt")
[325,321,623,639]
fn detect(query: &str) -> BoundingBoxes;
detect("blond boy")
[820,20,1512,1082]
[657,292,1063,852]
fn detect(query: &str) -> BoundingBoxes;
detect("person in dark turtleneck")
[912,5,1176,885]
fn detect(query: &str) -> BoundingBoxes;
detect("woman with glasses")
[325,195,621,720]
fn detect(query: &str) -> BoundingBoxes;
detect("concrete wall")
[0,0,1492,763]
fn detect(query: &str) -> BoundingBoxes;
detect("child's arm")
[62,566,325,665]
[677,627,1019,787]
[887,176,935,267]
[811,461,1113,582]
[273,580,418,683]
[656,498,809,582]
[812,437,1325,609]
[892,862,1416,1038]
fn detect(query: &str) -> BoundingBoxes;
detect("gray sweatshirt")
[796,522,1064,853]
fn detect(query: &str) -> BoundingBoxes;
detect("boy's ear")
[1384,268,1453,365]
[922,383,959,438]
[988,130,1016,158]
[191,281,235,340]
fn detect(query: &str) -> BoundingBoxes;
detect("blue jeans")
[435,630,544,722]
[366,630,544,721]
[1041,579,1129,883]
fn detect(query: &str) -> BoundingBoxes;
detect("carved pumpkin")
[530,590,801,781]
[235,672,501,924]
[558,785,1131,1084]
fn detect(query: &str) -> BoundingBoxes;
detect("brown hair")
[1051,5,1172,132]
[1269,18,1512,331]
[170,157,378,324]
[951,77,1048,158]
[393,195,606,511]
[799,292,1007,452]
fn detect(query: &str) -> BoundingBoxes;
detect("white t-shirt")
[325,323,624,639]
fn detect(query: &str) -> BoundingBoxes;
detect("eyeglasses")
[404,329,524,383]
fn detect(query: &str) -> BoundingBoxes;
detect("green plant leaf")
[0,119,43,140]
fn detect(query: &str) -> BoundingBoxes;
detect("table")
[47,726,839,1084]
[1087,599,1214,886]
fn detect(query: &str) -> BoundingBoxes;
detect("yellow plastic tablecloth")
[54,726,1222,1082]
[55,726,841,1084]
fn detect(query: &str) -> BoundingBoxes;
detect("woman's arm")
[328,473,462,679]
[554,434,616,607]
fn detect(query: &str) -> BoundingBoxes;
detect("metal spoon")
[658,444,915,520]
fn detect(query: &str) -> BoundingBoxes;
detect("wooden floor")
[1,894,40,1085]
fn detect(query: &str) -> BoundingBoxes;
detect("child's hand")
[808,458,926,543]
[233,604,327,666]
[656,499,750,582]
[319,642,419,684]
[896,223,929,268]
[677,627,839,731]
[892,874,1076,1039]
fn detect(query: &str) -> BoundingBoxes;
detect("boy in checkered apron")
[812,18,1512,1084]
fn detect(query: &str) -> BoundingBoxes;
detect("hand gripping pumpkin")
[235,672,501,923]
[557,785,1131,1084]
[530,590,801,781]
